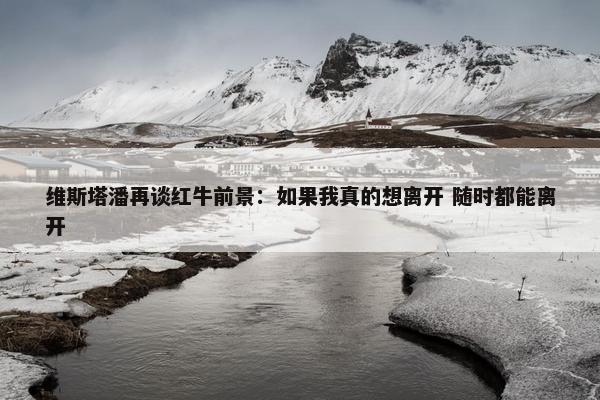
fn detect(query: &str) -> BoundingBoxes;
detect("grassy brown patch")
[0,252,253,357]
[0,313,86,356]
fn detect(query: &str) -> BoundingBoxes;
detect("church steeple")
[362,107,393,130]
[365,108,373,129]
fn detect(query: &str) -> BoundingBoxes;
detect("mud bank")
[0,252,252,400]
[389,253,600,400]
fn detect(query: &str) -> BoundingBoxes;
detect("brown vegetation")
[0,313,85,356]
[0,252,253,357]
[311,128,482,148]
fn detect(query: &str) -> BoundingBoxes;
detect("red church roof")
[370,119,391,126]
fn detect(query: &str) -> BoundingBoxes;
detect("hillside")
[14,34,600,132]
[3,113,600,148]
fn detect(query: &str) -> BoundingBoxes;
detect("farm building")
[0,153,70,179]
[62,158,122,178]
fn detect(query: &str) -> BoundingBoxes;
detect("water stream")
[46,209,502,399]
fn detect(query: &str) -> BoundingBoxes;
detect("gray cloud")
[391,0,448,9]
[1,0,599,123]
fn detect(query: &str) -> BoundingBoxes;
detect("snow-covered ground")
[390,252,600,399]
[0,350,55,400]
[418,127,496,146]
[0,253,186,317]
[386,202,600,252]
[1,204,319,315]
[0,203,319,399]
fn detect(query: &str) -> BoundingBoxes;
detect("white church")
[364,108,392,129]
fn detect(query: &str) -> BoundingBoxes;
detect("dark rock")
[348,33,382,55]
[442,41,459,55]
[231,90,264,109]
[306,37,364,99]
[392,40,423,57]
[460,35,489,51]
[464,53,515,83]
[406,61,419,70]
[222,83,247,98]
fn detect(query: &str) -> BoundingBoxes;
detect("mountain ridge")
[14,34,600,131]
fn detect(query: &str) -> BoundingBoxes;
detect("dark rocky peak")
[348,33,381,47]
[453,36,517,84]
[442,41,459,55]
[463,53,516,85]
[322,39,361,80]
[306,37,365,100]
[518,44,574,58]
[348,33,422,58]
[348,33,383,55]
[391,40,423,58]
[460,35,477,43]
[460,35,490,51]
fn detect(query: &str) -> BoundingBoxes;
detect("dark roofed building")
[0,153,70,179]
[371,119,392,126]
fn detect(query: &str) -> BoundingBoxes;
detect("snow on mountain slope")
[300,34,600,129]
[15,34,600,132]
[13,78,217,129]
[168,57,315,132]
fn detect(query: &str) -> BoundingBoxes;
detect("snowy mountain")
[168,57,315,132]
[12,78,217,129]
[15,34,600,131]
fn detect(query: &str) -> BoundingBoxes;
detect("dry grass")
[0,313,86,356]
[0,252,254,357]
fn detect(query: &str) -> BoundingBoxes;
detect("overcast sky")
[1,0,599,123]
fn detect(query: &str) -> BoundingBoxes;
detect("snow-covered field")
[411,127,496,146]
[0,253,186,317]
[386,202,600,252]
[0,350,55,400]
[390,252,600,400]
[1,203,319,315]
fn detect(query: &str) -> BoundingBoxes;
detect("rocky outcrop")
[222,82,248,98]
[307,33,423,101]
[221,80,265,109]
[306,37,365,100]
[231,89,264,109]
